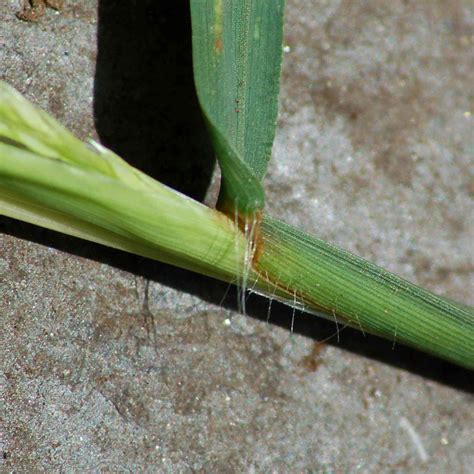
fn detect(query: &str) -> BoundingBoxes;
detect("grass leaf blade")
[191,0,285,215]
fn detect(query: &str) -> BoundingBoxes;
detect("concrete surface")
[1,0,473,472]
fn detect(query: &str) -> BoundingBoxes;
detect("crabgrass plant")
[1,0,473,369]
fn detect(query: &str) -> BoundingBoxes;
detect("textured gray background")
[1,0,473,472]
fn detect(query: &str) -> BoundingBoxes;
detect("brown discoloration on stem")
[217,206,338,319]
[217,206,347,327]
[219,205,263,264]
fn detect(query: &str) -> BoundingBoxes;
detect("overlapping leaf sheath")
[0,82,247,283]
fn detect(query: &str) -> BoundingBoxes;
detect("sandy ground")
[1,0,473,471]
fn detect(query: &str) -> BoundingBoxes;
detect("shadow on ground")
[1,0,472,394]
[93,0,214,201]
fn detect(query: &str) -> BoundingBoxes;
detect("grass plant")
[0,0,472,369]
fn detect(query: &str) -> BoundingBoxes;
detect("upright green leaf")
[191,0,285,216]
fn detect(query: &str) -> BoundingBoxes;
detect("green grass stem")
[1,81,473,368]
